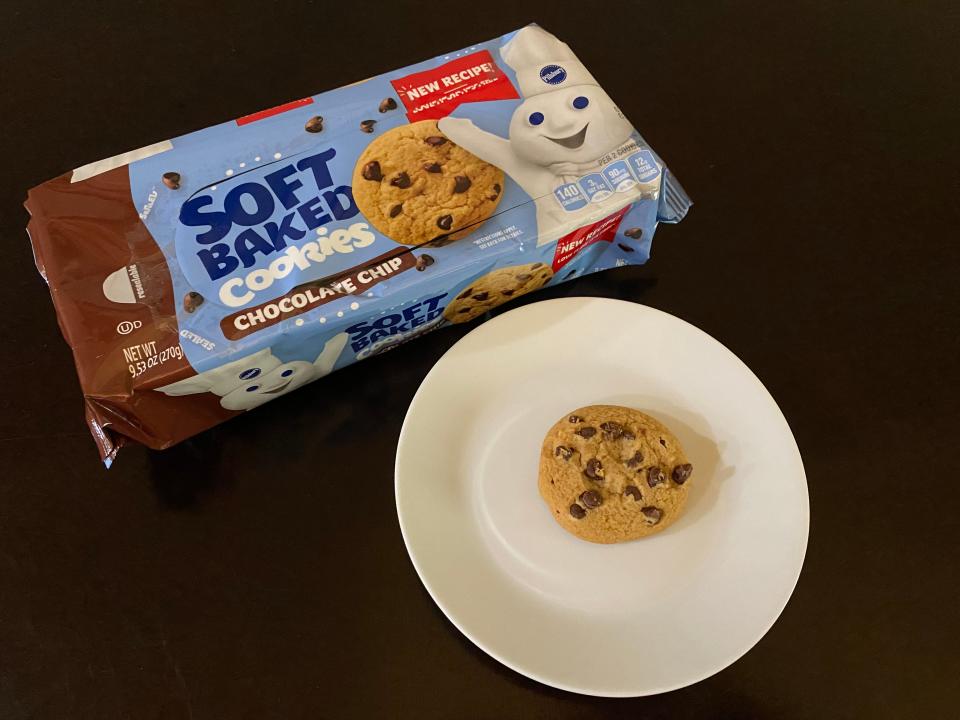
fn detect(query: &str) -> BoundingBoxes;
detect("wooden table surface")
[2,1,958,717]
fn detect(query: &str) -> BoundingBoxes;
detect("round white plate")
[395,298,808,697]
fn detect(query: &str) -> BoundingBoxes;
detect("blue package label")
[603,160,637,193]
[627,149,661,185]
[554,183,589,212]
[578,173,614,203]
[25,23,690,463]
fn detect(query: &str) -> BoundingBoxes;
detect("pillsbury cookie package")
[26,25,690,464]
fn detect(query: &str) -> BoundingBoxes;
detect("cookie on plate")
[539,405,694,544]
[352,120,505,246]
[443,262,554,324]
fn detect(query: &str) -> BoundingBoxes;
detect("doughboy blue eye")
[246,385,260,392]
[239,368,261,380]
[572,96,589,109]
[528,111,544,126]
[281,369,294,378]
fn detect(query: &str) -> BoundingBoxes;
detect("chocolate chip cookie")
[442,262,554,323]
[352,120,504,246]
[539,405,694,544]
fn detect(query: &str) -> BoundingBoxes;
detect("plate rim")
[395,296,810,697]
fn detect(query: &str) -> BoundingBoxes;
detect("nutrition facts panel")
[554,148,662,212]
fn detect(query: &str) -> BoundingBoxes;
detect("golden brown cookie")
[442,262,554,323]
[351,120,504,246]
[539,405,694,544]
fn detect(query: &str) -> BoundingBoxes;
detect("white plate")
[395,298,808,697]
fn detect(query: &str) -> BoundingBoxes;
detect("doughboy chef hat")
[500,25,599,98]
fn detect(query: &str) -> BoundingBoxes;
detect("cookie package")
[25,24,691,465]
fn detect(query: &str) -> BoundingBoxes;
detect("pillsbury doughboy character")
[156,333,347,411]
[439,26,655,245]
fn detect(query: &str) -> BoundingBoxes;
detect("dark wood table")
[2,2,957,717]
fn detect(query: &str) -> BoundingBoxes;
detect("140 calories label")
[554,183,588,211]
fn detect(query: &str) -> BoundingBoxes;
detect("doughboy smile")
[545,123,589,149]
[261,380,293,394]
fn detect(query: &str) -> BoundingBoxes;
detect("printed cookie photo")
[352,120,505,246]
[443,262,554,324]
[538,405,694,544]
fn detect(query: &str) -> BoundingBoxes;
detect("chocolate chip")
[492,183,502,196]
[501,289,515,296]
[304,116,324,133]
[516,273,532,281]
[361,161,382,181]
[617,243,635,253]
[425,136,447,146]
[453,175,471,193]
[575,426,596,438]
[568,415,583,423]
[555,445,574,461]
[390,172,411,188]
[659,438,667,447]
[360,119,377,133]
[457,287,472,299]
[162,172,181,190]
[641,506,662,525]
[183,291,203,313]
[580,490,602,509]
[624,227,643,239]
[415,254,434,271]
[625,451,644,468]
[624,485,642,501]
[599,421,619,437]
[601,421,629,440]
[584,458,604,481]
[646,466,666,488]
[569,504,586,519]
[672,463,693,485]
[423,162,442,173]
[472,292,489,301]
[437,214,453,230]
[389,204,403,218]
[378,97,398,113]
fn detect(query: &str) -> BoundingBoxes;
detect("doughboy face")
[507,85,633,166]
[207,352,283,396]
[219,361,317,411]
[156,348,281,397]
[155,334,347,410]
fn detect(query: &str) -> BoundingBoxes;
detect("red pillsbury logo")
[540,64,567,85]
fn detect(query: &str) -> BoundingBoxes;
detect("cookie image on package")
[442,262,553,323]
[539,405,694,544]
[352,120,505,246]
